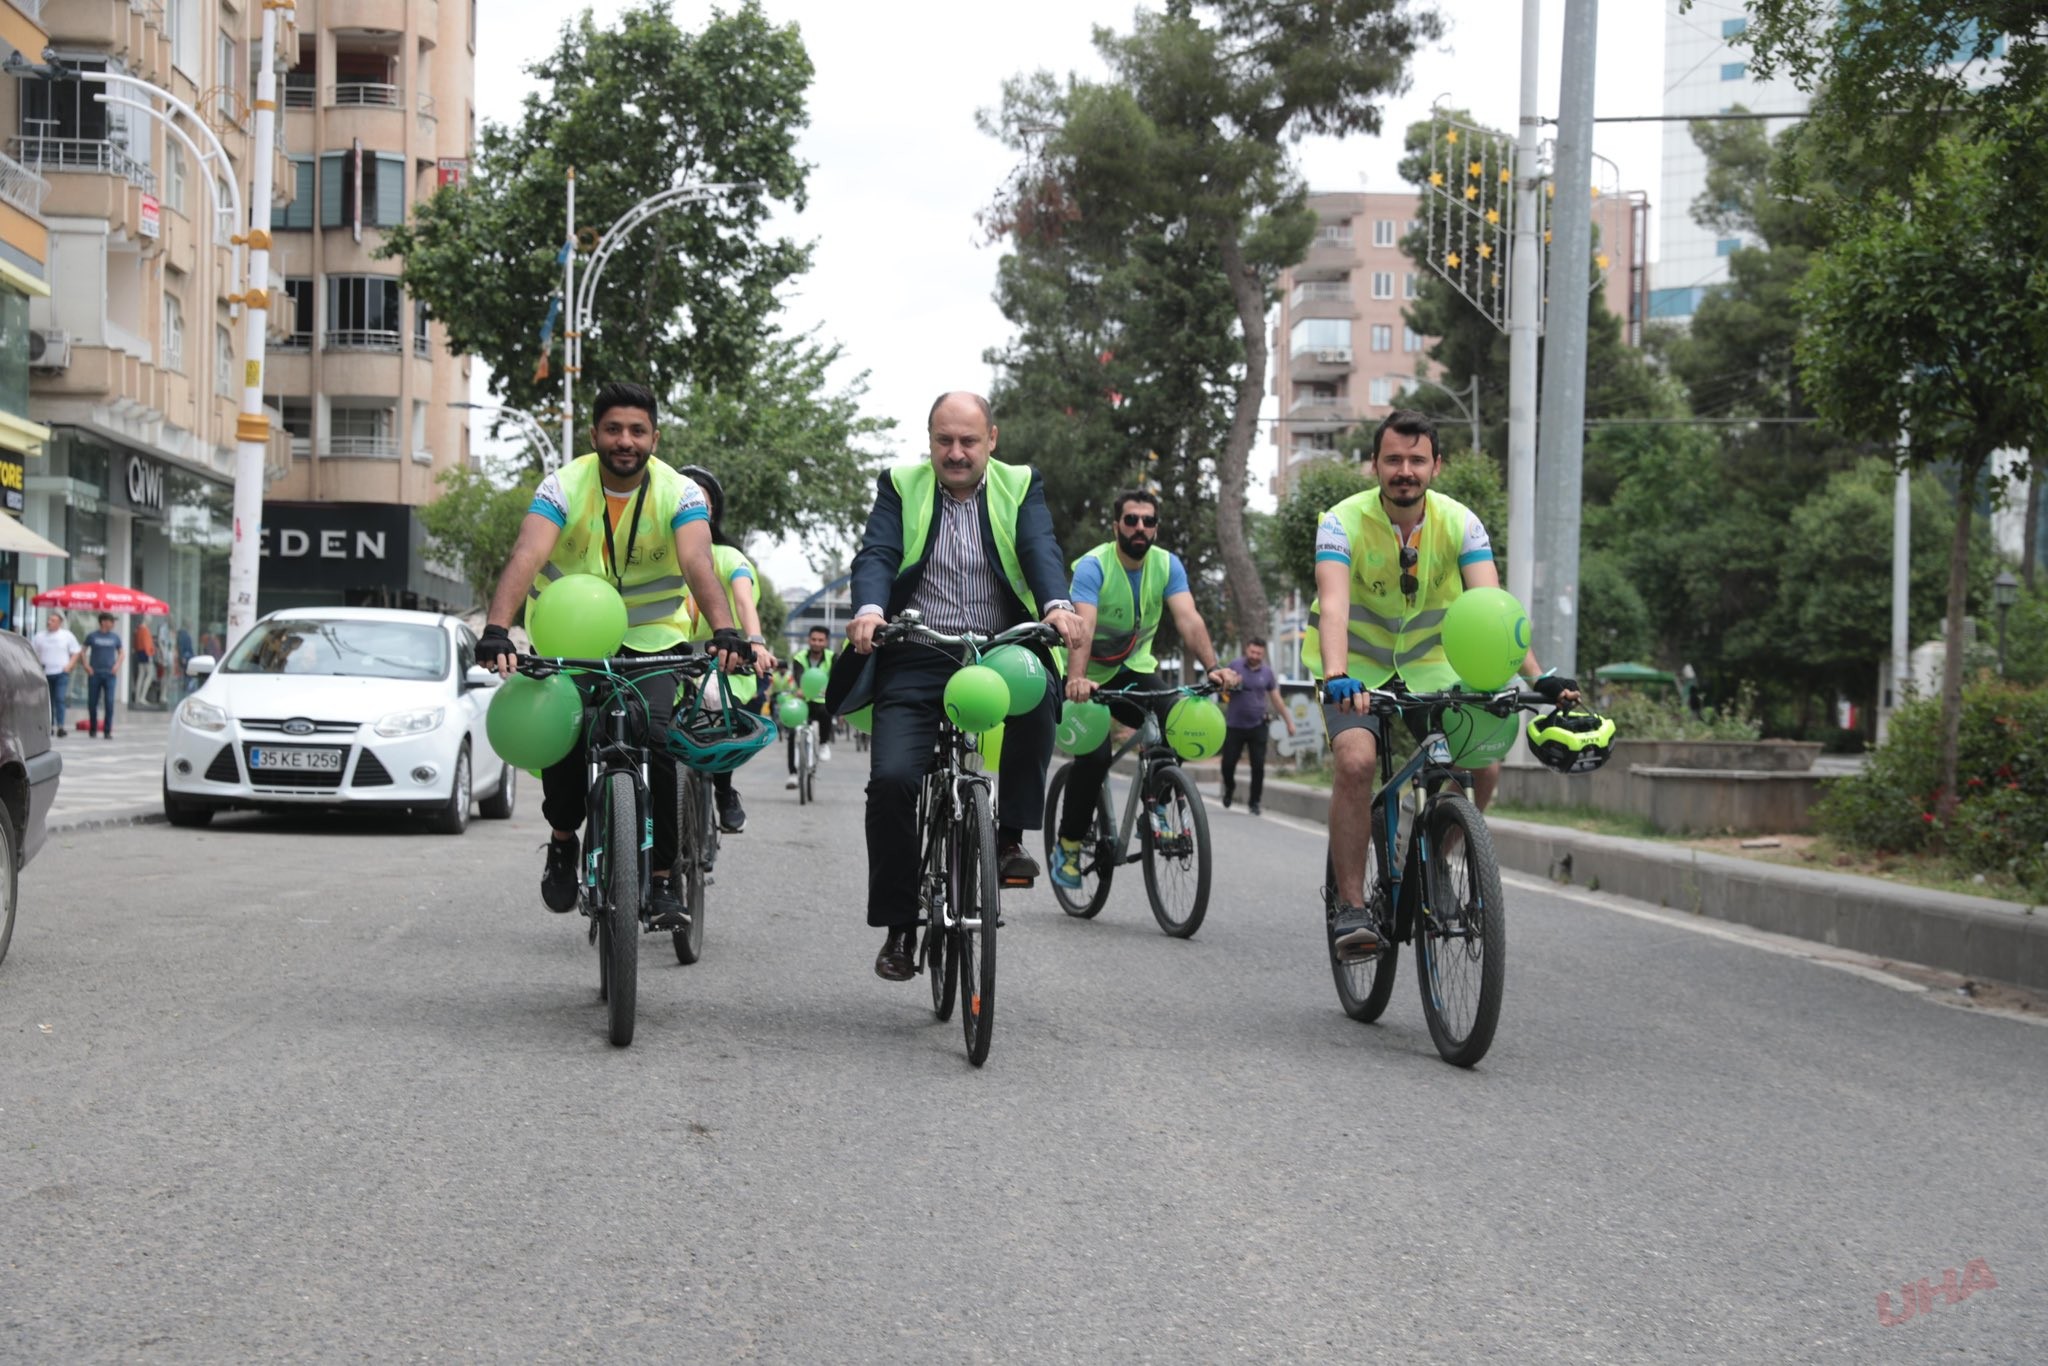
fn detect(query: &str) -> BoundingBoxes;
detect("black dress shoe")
[874,926,917,981]
[998,841,1039,887]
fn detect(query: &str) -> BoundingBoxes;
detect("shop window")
[325,275,402,349]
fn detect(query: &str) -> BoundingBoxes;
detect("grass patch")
[1487,802,1671,841]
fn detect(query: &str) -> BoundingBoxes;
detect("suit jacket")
[828,463,1068,713]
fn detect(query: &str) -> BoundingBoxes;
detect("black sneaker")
[999,841,1039,887]
[716,790,747,834]
[646,876,688,932]
[541,835,579,913]
[1331,902,1382,960]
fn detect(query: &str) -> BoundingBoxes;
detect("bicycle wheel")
[672,765,707,965]
[957,781,1000,1067]
[1326,841,1397,1023]
[921,792,959,1021]
[1140,764,1211,938]
[798,726,814,806]
[601,771,640,1047]
[1415,794,1505,1067]
[1042,763,1115,919]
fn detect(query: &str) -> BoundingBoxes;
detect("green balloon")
[1441,703,1520,767]
[776,694,809,729]
[800,665,829,702]
[842,704,874,734]
[1442,586,1531,691]
[1055,700,1112,757]
[1164,696,1227,760]
[943,664,1009,734]
[486,673,585,770]
[981,644,1048,717]
[528,573,629,659]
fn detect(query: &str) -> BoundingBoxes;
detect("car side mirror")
[464,665,499,690]
[187,655,217,678]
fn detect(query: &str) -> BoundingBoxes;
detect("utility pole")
[1883,439,1911,742]
[1531,0,1597,678]
[1506,0,1541,621]
[562,167,577,465]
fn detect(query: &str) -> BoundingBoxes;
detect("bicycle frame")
[1098,713,1182,868]
[917,725,996,941]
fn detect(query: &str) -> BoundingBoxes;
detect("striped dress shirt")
[905,483,1003,634]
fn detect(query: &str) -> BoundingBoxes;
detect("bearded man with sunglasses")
[1309,410,1576,958]
[1049,488,1239,891]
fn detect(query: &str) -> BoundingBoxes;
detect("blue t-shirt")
[83,630,122,673]
[1069,550,1191,608]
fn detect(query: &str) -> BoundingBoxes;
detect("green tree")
[1271,459,1368,596]
[1793,137,2046,811]
[379,1,812,414]
[416,465,535,609]
[984,0,1443,638]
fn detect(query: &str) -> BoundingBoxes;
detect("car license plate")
[248,746,343,772]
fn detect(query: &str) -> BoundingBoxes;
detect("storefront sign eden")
[260,527,388,561]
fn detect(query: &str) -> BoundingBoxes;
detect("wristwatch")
[746,634,767,644]
[1044,598,1074,615]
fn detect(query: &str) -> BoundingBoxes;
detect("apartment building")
[1270,188,1649,501]
[0,0,56,630]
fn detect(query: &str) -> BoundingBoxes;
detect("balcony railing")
[0,147,51,216]
[289,437,312,460]
[1287,395,1348,418]
[274,331,313,351]
[8,136,156,193]
[1290,281,1351,307]
[329,82,402,109]
[413,332,430,358]
[283,73,317,109]
[326,435,398,459]
[1288,343,1353,363]
[324,328,403,352]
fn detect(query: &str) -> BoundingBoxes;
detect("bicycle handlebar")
[1355,686,1551,715]
[515,650,719,681]
[874,612,1062,654]
[1090,679,1225,702]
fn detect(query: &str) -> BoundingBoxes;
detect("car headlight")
[179,697,229,733]
[375,707,445,738]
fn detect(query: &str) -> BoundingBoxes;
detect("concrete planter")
[1500,742,1835,836]
[1606,739,1822,772]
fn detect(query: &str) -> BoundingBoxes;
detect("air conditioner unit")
[1313,347,1352,364]
[28,329,70,372]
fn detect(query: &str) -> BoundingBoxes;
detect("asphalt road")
[3,754,2043,1362]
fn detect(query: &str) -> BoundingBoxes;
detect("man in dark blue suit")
[834,392,1083,981]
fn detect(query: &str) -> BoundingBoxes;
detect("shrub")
[1602,682,1764,742]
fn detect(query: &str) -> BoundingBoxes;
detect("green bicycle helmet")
[667,679,778,774]
[1526,706,1617,774]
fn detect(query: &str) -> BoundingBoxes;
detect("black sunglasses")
[1399,544,1419,603]
[1121,514,1159,529]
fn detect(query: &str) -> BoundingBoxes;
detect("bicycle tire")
[601,770,640,1047]
[1415,794,1505,1067]
[958,781,1000,1066]
[923,791,959,1021]
[1042,763,1115,919]
[1326,845,1397,1023]
[1140,764,1211,938]
[797,726,814,806]
[672,765,707,965]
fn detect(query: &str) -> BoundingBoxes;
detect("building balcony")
[1287,345,1354,380]
[9,136,154,193]
[1295,232,1356,283]
[1288,281,1351,309]
[325,435,399,460]
[283,72,317,110]
[315,99,405,156]
[31,342,167,419]
[330,0,408,34]
[328,81,402,109]
[1286,397,1352,431]
[325,328,402,353]
[43,3,169,82]
[0,146,49,217]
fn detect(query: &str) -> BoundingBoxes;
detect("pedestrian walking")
[131,619,157,706]
[30,611,81,737]
[82,612,123,738]
[1218,636,1293,816]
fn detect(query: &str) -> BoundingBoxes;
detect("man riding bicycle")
[784,625,834,788]
[833,391,1084,982]
[1310,410,1575,957]
[476,381,749,930]
[1050,487,1238,891]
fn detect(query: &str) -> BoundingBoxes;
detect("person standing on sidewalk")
[82,612,123,739]
[31,612,81,738]
[1218,637,1293,815]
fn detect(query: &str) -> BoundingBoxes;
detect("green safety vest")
[687,542,759,701]
[1305,488,1475,691]
[530,453,696,651]
[1076,542,1170,684]
[890,460,1038,617]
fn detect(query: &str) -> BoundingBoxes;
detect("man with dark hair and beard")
[1047,487,1239,891]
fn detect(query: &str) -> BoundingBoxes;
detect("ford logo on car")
[282,718,316,736]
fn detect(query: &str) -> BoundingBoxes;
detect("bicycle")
[794,715,818,805]
[515,648,765,1046]
[875,611,1061,1067]
[1043,682,1218,938]
[1322,685,1546,1068]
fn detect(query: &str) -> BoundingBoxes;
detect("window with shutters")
[278,157,314,229]
[325,275,402,350]
[318,150,406,228]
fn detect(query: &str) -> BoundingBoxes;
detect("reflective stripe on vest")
[1303,488,1472,691]
[540,453,695,650]
[890,459,1038,618]
[1076,542,1169,684]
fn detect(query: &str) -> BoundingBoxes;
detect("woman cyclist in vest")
[475,381,751,931]
[678,463,778,834]
[1309,410,1577,959]
[1048,487,1239,891]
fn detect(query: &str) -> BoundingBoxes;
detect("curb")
[1207,777,2048,993]
[48,808,170,834]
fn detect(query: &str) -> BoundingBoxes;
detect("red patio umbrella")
[32,582,172,615]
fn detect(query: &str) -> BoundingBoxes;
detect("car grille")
[241,742,349,790]
[204,744,241,784]
[240,717,360,735]
[352,749,394,787]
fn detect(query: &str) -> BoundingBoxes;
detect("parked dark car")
[0,627,61,965]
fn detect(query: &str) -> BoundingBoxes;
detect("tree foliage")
[416,465,535,610]
[379,1,812,414]
[983,0,1443,639]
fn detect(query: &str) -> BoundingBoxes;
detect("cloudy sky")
[467,1,1678,593]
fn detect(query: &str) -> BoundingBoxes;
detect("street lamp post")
[1992,569,2019,676]
[1384,373,1482,457]
[450,402,562,473]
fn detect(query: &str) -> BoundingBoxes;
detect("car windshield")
[222,620,449,680]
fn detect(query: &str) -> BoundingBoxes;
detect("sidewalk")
[1203,775,2048,994]
[45,705,176,832]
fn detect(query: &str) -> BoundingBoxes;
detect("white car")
[162,607,516,833]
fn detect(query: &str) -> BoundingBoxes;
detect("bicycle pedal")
[1000,875,1035,889]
